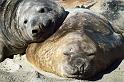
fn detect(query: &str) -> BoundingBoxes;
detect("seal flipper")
[0,40,6,62]
[0,40,13,62]
[0,34,11,62]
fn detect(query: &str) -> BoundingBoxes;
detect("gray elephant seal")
[26,8,124,80]
[0,0,68,61]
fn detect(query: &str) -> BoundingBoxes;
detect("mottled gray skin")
[89,0,124,36]
[56,0,124,35]
[0,0,68,61]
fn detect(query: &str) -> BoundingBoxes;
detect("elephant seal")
[26,8,124,79]
[0,0,68,61]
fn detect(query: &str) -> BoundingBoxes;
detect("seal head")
[16,0,67,43]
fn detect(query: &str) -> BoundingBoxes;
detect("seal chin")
[31,20,55,42]
[32,24,45,37]
[61,62,96,79]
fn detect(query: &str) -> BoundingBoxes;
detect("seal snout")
[62,52,94,79]
[32,24,45,36]
[71,57,86,73]
[64,57,86,74]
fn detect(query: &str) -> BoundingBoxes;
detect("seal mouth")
[64,66,87,79]
[65,66,96,80]
[32,23,45,37]
[62,59,96,80]
[31,20,54,42]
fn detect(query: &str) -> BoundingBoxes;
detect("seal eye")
[24,19,28,24]
[38,8,45,13]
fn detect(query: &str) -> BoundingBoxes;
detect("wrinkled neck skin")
[0,0,29,54]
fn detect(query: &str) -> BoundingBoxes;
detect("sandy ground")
[0,54,124,82]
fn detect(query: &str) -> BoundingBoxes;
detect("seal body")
[91,0,124,36]
[26,8,124,79]
[0,0,68,61]
[56,0,124,35]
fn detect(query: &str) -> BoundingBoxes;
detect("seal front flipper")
[0,39,6,62]
[0,34,11,62]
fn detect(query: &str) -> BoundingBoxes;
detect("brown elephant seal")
[0,0,68,61]
[26,8,124,80]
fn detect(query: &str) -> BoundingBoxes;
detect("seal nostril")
[63,52,70,56]
[32,29,38,34]
[24,19,28,24]
[38,8,45,13]
[87,53,94,56]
